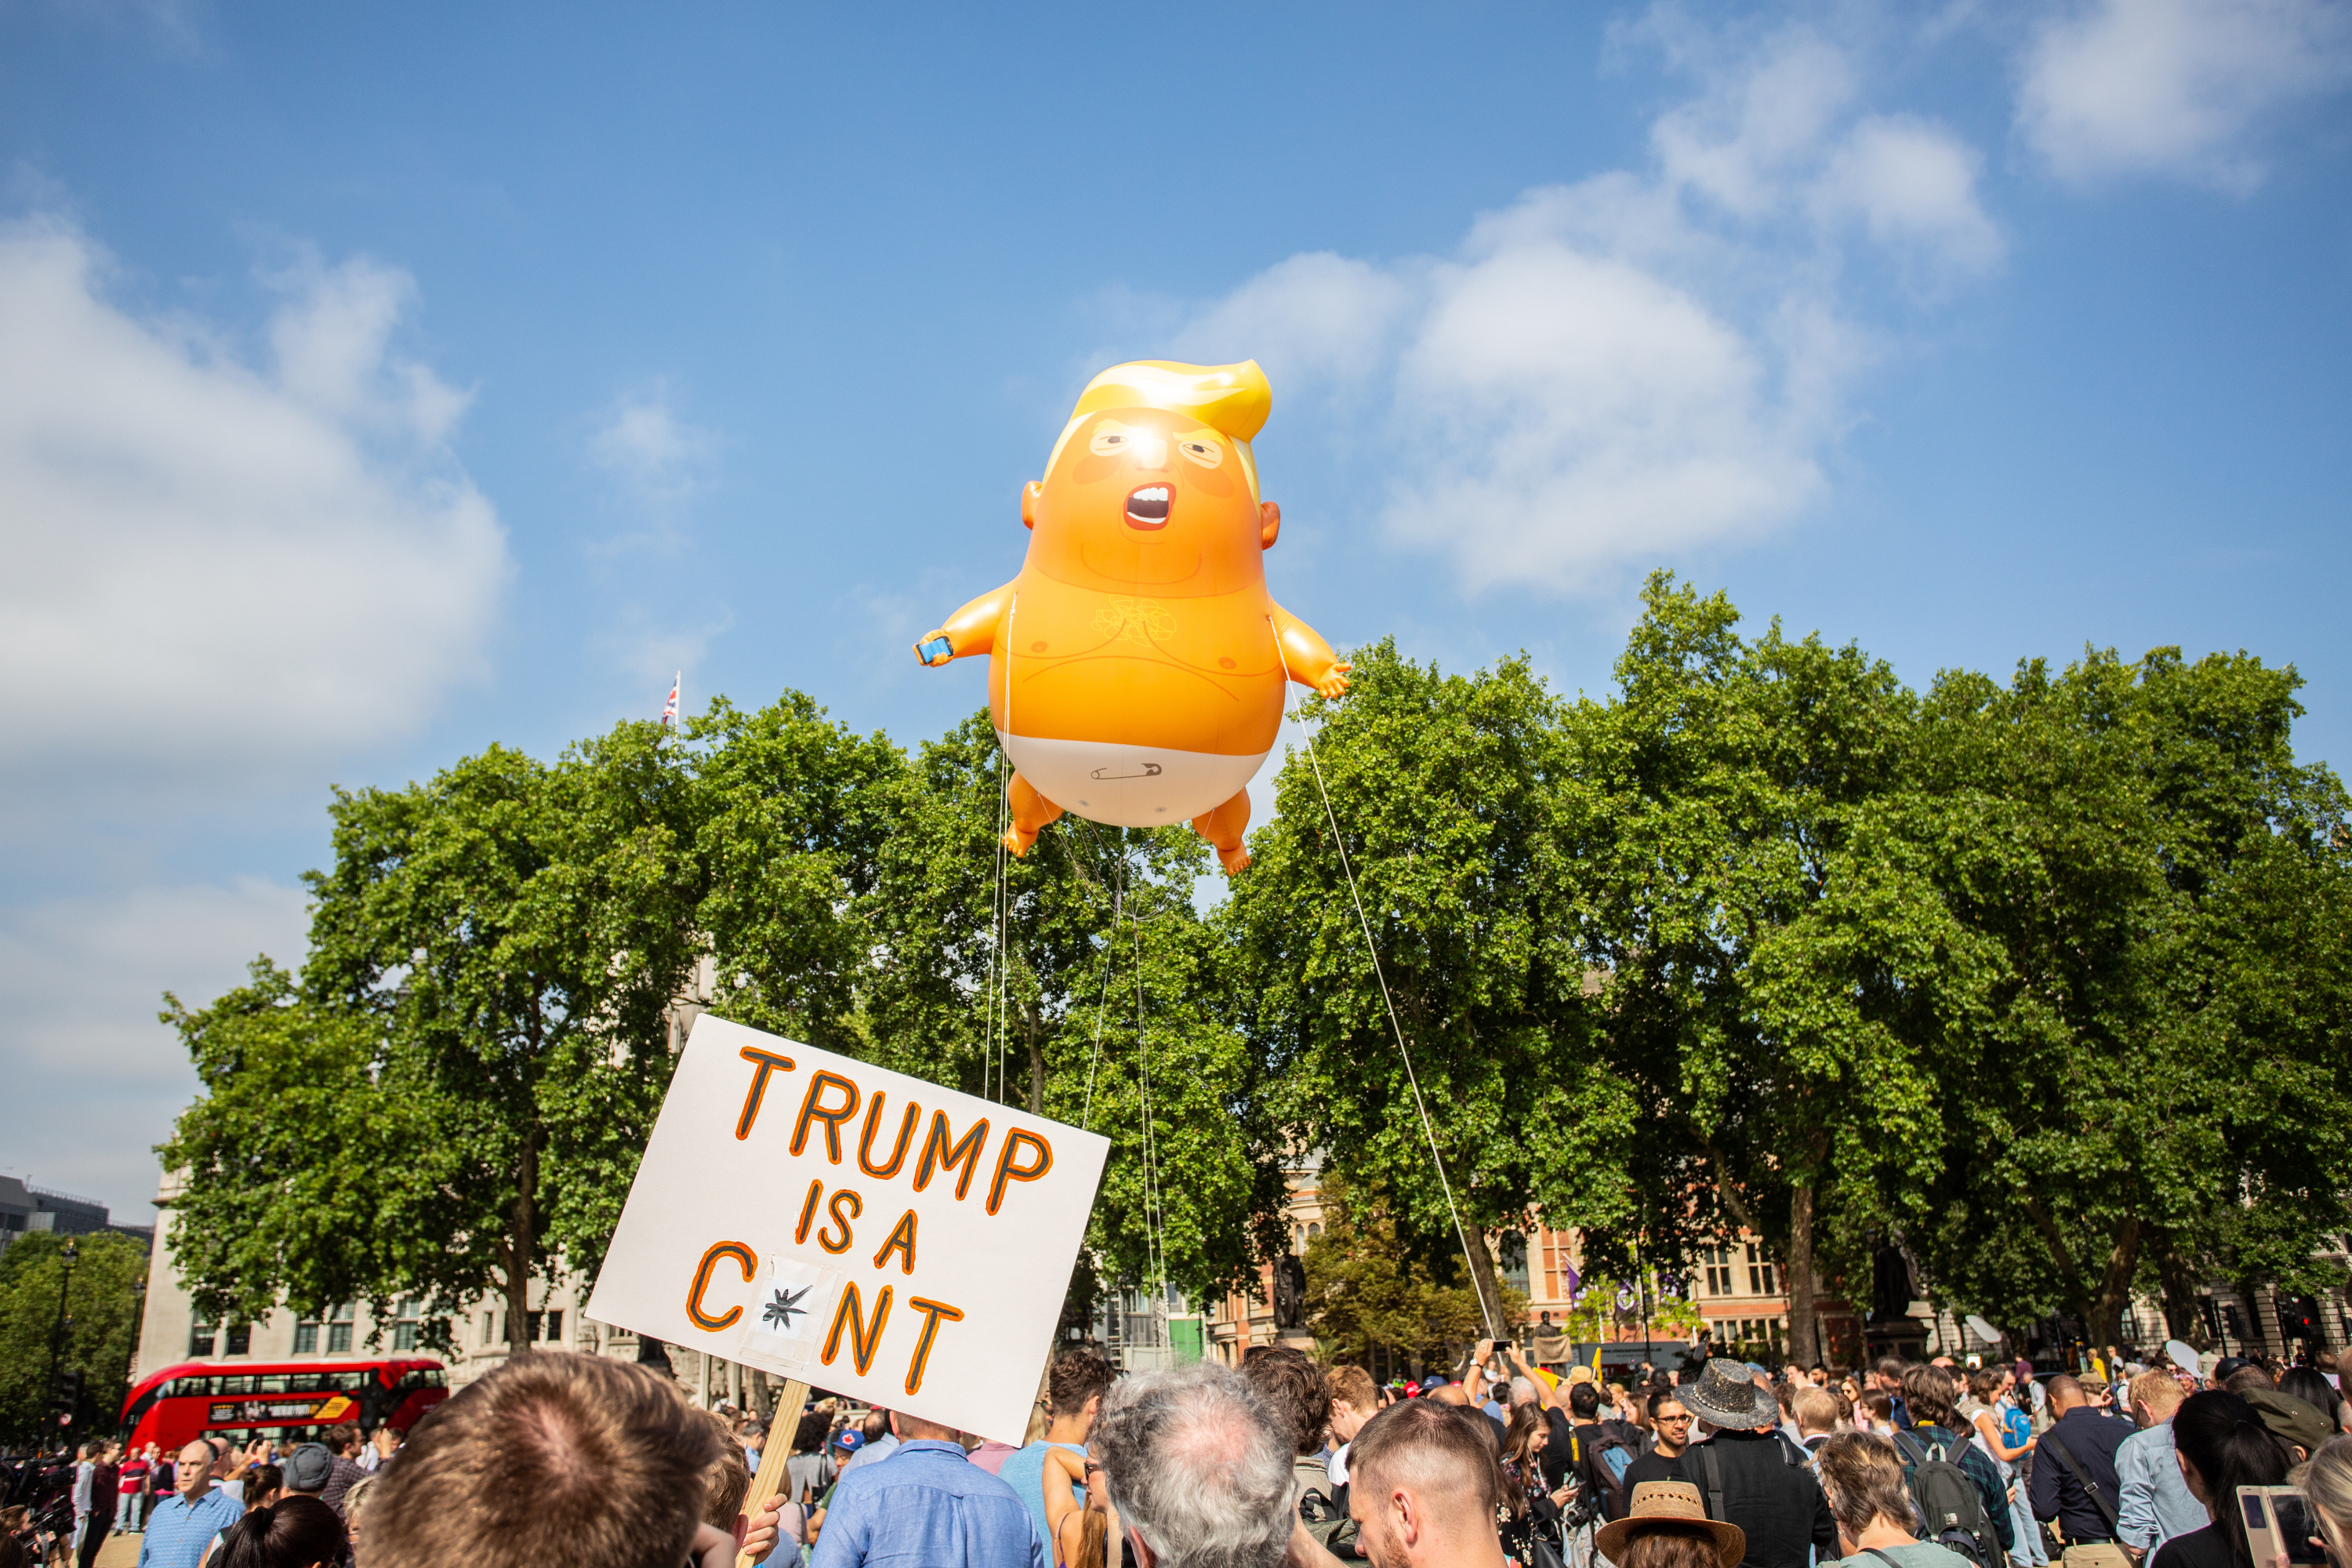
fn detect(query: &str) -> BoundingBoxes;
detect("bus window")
[258,1374,291,1394]
[219,1375,254,1396]
[423,1370,446,1387]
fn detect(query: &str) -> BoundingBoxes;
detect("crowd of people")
[9,1338,2352,1568]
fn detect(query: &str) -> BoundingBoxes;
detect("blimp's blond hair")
[1043,359,1272,500]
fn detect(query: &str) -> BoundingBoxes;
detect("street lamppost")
[47,1237,79,1432]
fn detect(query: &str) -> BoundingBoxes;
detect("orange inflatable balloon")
[914,359,1348,874]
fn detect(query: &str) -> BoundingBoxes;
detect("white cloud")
[2017,0,2352,191]
[0,878,309,1218]
[0,219,509,792]
[1167,17,1995,594]
[588,383,720,554]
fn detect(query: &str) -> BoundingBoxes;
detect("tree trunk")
[2152,1231,2208,1348]
[2085,1216,2143,1348]
[1461,1229,1506,1341]
[1788,1182,1820,1370]
[506,1131,539,1353]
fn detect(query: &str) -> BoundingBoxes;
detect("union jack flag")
[662,673,681,728]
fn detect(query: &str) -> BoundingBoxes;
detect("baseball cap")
[831,1429,863,1451]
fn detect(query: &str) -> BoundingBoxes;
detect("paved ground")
[94,1532,143,1566]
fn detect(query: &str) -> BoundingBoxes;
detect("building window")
[393,1298,420,1352]
[1745,1243,1777,1296]
[1499,1233,1530,1296]
[525,1310,565,1343]
[1704,1248,1733,1296]
[328,1302,355,1354]
[226,1324,251,1356]
[190,1322,216,1357]
[293,1319,319,1355]
[481,1311,497,1347]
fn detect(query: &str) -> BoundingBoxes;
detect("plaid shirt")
[136,1486,241,1568]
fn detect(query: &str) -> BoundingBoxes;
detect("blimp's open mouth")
[1124,485,1171,530]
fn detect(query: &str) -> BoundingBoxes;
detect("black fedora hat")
[1678,1357,1781,1430]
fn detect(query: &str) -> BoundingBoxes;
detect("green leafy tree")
[1302,1171,1504,1375]
[1225,640,1631,1338]
[0,1232,148,1443]
[165,720,706,1351]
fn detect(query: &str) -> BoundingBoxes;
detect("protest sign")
[586,1014,1109,1442]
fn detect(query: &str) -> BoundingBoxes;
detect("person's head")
[365,1351,720,1568]
[2302,1434,2352,1565]
[1967,1367,2006,1406]
[212,1495,346,1568]
[1050,1346,1118,1440]
[280,1444,332,1498]
[1091,1364,1294,1568]
[1347,1399,1507,1568]
[1817,1432,1919,1545]
[1508,1376,1540,1410]
[1240,1345,1331,1457]
[241,1464,283,1512]
[886,1409,960,1443]
[176,1441,214,1499]
[1903,1364,1958,1428]
[791,1409,831,1457]
[695,1411,752,1548]
[2226,1365,2277,1395]
[1328,1366,1380,1444]
[2281,1368,2344,1430]
[859,1409,888,1441]
[1570,1381,1601,1421]
[2130,1367,2187,1428]
[1504,1400,1549,1480]
[2171,1390,2293,1568]
[2046,1374,2087,1416]
[323,1424,361,1460]
[1858,1391,1894,1433]
[1649,1391,1693,1453]
[1594,1483,1742,1568]
[1793,1387,1838,1439]
[1873,1358,1907,1392]
[1427,1383,1470,1408]
[341,1475,377,1558]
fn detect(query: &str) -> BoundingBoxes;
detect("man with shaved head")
[134,1440,240,1568]
[1345,1399,1509,1568]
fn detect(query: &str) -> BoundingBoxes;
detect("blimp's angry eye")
[1126,485,1171,529]
[1089,425,1135,458]
[1178,437,1221,468]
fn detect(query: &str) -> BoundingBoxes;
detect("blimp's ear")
[1022,481,1044,530]
[1259,500,1281,550]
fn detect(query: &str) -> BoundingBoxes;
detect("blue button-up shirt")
[2117,1421,2207,1552]
[810,1439,1044,1568]
[137,1486,242,1568]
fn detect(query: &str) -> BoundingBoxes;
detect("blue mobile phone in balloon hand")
[917,637,952,664]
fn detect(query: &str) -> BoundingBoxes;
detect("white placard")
[586,1014,1109,1443]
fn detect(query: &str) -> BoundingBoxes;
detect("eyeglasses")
[1655,1414,1693,1425]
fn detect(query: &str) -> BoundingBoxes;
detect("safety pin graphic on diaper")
[1088,762,1163,780]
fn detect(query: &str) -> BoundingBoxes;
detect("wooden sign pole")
[739,1377,811,1568]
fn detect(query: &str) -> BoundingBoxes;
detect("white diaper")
[996,730,1268,829]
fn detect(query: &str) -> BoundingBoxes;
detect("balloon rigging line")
[989,750,1009,1104]
[1081,865,1119,1132]
[1271,626,1500,1341]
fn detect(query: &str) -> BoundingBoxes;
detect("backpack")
[1893,1429,2002,1568]
[1586,1423,1641,1517]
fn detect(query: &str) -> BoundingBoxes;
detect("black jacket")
[2031,1407,2132,1544]
[1686,1430,1838,1568]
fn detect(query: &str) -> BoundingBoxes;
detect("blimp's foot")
[1190,790,1253,877]
[1004,770,1063,858]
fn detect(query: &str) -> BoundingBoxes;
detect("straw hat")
[1595,1482,1745,1568]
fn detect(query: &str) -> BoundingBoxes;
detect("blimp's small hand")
[1315,662,1352,699]
[913,631,954,666]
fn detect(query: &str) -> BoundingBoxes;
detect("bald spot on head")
[176,1441,212,1468]
[2048,1376,2086,1414]
[1428,1385,1469,1406]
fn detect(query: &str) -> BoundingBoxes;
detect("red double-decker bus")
[118,1359,449,1452]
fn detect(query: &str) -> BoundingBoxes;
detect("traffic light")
[51,1368,83,1425]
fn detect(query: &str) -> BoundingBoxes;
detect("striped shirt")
[136,1486,241,1568]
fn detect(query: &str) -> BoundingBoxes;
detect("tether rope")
[1272,626,1500,1340]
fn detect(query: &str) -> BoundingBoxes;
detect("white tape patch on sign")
[586,1014,1110,1443]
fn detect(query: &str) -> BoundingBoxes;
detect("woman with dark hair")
[2151,1391,2294,1568]
[1499,1399,1567,1563]
[210,1496,345,1568]
[2279,1369,2345,1436]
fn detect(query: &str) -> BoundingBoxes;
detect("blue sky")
[2,0,2347,1218]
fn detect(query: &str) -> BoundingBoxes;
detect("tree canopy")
[161,572,2352,1365]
